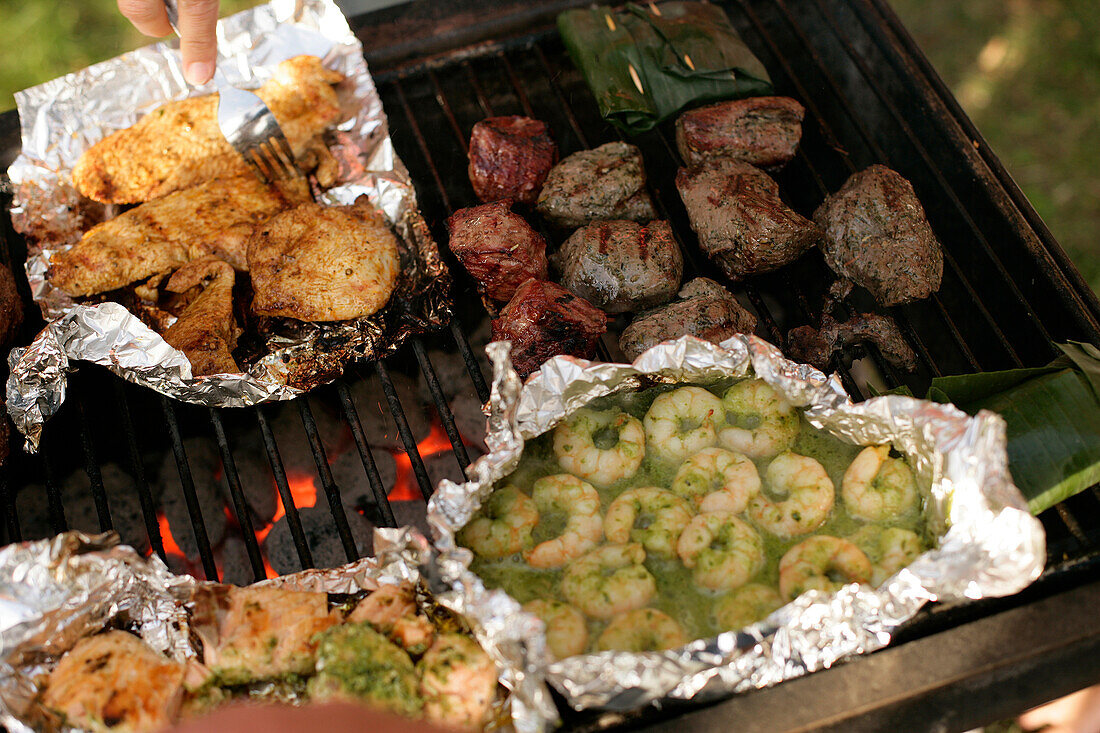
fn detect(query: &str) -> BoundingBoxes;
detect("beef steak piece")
[676,160,820,281]
[813,165,944,306]
[468,116,558,205]
[491,279,607,378]
[788,311,917,373]
[536,142,656,228]
[676,96,805,170]
[445,200,549,305]
[553,219,683,314]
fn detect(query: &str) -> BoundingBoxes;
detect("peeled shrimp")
[523,474,603,569]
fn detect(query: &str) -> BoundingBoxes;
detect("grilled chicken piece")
[417,633,497,730]
[536,142,656,228]
[73,55,344,204]
[788,311,918,372]
[445,200,548,305]
[676,97,805,170]
[491,278,607,378]
[676,160,820,281]
[468,116,558,205]
[307,623,423,716]
[192,585,340,686]
[553,219,682,313]
[619,277,757,360]
[163,258,240,376]
[248,200,400,322]
[814,165,944,306]
[47,176,309,296]
[41,631,185,733]
[348,582,435,655]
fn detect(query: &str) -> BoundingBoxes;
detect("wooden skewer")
[649,2,662,16]
[683,54,696,70]
[628,64,645,94]
[605,13,617,31]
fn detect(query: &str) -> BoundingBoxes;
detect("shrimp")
[554,408,645,487]
[778,535,872,602]
[850,526,924,586]
[671,447,761,513]
[523,474,603,569]
[841,446,919,521]
[457,485,539,559]
[747,451,835,538]
[643,386,725,463]
[561,543,657,619]
[604,487,693,558]
[417,633,498,730]
[713,584,784,631]
[676,511,764,591]
[718,379,800,459]
[524,599,589,660]
[596,608,687,652]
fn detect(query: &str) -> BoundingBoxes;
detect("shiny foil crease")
[427,335,1046,728]
[5,0,452,452]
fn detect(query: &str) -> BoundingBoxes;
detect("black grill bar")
[115,381,164,559]
[160,398,217,581]
[374,361,434,501]
[450,320,491,404]
[255,406,314,571]
[297,398,359,563]
[76,400,111,532]
[40,446,67,535]
[1,472,19,543]
[208,409,266,583]
[335,380,398,528]
[412,339,471,471]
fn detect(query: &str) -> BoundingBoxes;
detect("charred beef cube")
[813,165,944,306]
[676,96,805,170]
[536,142,656,228]
[619,277,757,360]
[676,160,820,281]
[468,116,558,205]
[445,200,549,305]
[491,279,607,378]
[787,311,917,372]
[553,220,683,314]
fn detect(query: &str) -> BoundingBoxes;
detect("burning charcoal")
[536,142,656,228]
[263,505,373,574]
[329,447,397,514]
[676,160,821,281]
[347,372,431,451]
[268,400,349,471]
[619,278,757,361]
[787,312,918,373]
[217,439,278,526]
[676,96,805,170]
[445,200,549,305]
[218,536,260,586]
[553,220,683,314]
[814,165,944,306]
[468,116,558,205]
[390,500,430,538]
[449,391,487,452]
[417,347,480,404]
[491,279,607,379]
[423,449,483,491]
[158,439,228,561]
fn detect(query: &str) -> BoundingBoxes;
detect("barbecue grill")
[2,0,1100,730]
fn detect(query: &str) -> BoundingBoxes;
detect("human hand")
[117,0,221,86]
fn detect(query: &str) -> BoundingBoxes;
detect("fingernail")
[184,61,215,86]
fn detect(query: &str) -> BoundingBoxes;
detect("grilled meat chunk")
[348,582,435,655]
[553,219,682,313]
[163,258,240,376]
[787,311,917,372]
[0,262,23,347]
[42,631,185,733]
[73,55,344,204]
[48,176,309,296]
[491,278,607,378]
[468,116,558,205]
[418,633,498,730]
[307,623,424,716]
[536,142,656,228]
[676,96,805,170]
[814,165,944,306]
[619,277,757,360]
[676,160,820,281]
[445,200,548,305]
[248,200,400,322]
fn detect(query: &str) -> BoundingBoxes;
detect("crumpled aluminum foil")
[5,0,452,453]
[427,334,1046,729]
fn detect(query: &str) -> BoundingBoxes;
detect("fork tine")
[266,137,300,180]
[272,136,299,174]
[258,141,290,181]
[245,147,274,184]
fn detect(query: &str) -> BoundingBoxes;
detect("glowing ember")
[255,473,318,543]
[156,511,186,559]
[390,419,457,501]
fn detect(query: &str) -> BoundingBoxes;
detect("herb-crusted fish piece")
[307,622,423,717]
[536,142,656,228]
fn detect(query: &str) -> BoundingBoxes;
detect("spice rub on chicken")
[536,142,656,228]
[73,55,344,204]
[47,175,309,297]
[248,200,400,322]
[491,278,607,378]
[41,631,185,733]
[813,165,944,306]
[162,258,240,376]
[467,116,558,205]
[676,159,820,281]
[445,200,549,305]
[676,97,805,170]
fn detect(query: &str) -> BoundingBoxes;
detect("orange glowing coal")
[156,510,186,560]
[253,472,318,579]
[390,419,454,501]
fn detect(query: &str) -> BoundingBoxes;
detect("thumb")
[178,0,220,85]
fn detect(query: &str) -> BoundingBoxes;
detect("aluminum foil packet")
[427,335,1046,729]
[5,0,452,452]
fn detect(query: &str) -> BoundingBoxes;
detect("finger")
[117,0,173,38]
[177,0,220,85]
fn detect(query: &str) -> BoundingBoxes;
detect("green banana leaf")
[558,2,773,134]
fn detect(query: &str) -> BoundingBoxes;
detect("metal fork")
[162,0,301,183]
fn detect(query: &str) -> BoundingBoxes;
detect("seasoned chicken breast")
[163,258,240,376]
[248,200,400,322]
[47,176,309,297]
[73,55,344,204]
[42,630,185,733]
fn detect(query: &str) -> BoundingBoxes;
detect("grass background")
[0,0,1096,296]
